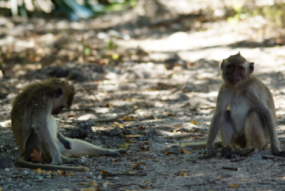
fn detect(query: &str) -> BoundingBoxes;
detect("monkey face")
[223,65,246,85]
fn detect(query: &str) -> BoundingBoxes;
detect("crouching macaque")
[188,53,285,159]
[11,78,125,171]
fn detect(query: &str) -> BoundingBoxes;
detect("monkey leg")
[58,138,127,158]
[245,110,268,151]
[25,130,82,165]
[220,110,236,159]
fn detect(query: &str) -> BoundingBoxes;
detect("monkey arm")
[204,90,230,158]
[57,133,71,149]
[32,102,63,165]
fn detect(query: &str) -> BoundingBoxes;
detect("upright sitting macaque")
[201,52,285,159]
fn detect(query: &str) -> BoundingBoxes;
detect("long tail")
[179,140,223,149]
[15,156,91,171]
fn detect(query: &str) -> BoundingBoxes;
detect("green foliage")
[107,37,118,50]
[227,2,285,27]
[7,0,137,20]
[227,3,249,24]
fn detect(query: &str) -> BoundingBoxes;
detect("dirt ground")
[2,1,285,191]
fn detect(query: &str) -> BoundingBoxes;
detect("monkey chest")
[229,100,251,131]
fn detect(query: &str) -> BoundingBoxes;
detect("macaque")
[11,78,125,171]
[201,52,284,159]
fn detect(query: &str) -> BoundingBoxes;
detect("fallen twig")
[185,182,216,187]
[230,157,245,162]
[59,107,141,124]
[101,173,147,177]
[222,166,239,171]
[262,155,275,160]
[166,133,204,139]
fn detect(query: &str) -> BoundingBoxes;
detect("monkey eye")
[227,66,234,70]
[236,66,243,71]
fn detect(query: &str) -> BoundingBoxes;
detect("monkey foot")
[272,151,285,157]
[104,149,128,156]
[221,147,255,159]
[221,146,233,159]
[198,151,216,159]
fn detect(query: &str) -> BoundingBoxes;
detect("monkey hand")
[61,156,84,165]
[103,149,128,156]
[51,155,63,165]
[221,146,233,159]
[198,151,216,159]
[61,140,71,150]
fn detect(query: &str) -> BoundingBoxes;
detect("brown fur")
[203,53,282,159]
[11,78,125,171]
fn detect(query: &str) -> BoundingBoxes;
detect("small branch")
[166,133,204,139]
[230,157,245,162]
[185,182,216,187]
[222,166,239,171]
[101,173,147,177]
[262,155,275,160]
[59,108,141,124]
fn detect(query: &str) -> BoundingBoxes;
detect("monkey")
[11,78,125,171]
[179,53,285,159]
[197,52,285,159]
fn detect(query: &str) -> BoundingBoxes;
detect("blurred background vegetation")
[0,0,137,20]
[0,0,285,27]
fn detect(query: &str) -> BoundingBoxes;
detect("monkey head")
[43,78,75,115]
[221,52,254,87]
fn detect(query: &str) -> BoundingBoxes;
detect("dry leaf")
[100,170,111,175]
[87,180,98,187]
[181,171,187,176]
[82,188,98,191]
[67,115,77,119]
[103,182,109,188]
[130,162,146,170]
[112,122,120,127]
[123,116,137,121]
[124,171,134,174]
[229,183,240,188]
[138,185,156,189]
[34,168,42,173]
[217,177,224,180]
[57,170,64,174]
[0,187,2,191]
[76,183,86,185]
[124,134,141,138]
[140,145,149,151]
[188,62,194,66]
[190,121,198,125]
[180,149,194,154]
[138,126,145,130]
[104,103,110,107]
[31,148,44,163]
[144,142,149,145]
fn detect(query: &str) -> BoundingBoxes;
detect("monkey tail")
[179,140,223,149]
[15,156,91,171]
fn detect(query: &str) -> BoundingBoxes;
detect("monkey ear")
[249,62,254,74]
[221,60,224,70]
[51,88,63,98]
